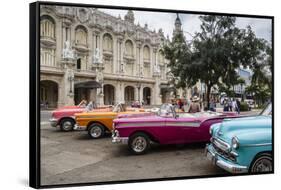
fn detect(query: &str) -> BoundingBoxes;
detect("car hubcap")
[63,121,72,130]
[90,126,102,138]
[252,158,272,172]
[132,137,147,153]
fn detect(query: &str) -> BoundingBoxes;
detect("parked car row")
[49,101,272,174]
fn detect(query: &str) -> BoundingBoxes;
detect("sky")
[100,8,272,43]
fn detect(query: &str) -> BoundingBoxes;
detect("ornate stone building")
[40,5,174,108]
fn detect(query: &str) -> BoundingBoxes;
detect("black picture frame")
[30,1,274,189]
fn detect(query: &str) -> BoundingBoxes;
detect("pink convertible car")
[49,101,111,131]
[112,103,238,154]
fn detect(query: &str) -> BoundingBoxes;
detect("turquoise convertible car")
[206,103,272,174]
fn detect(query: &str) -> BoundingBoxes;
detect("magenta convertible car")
[112,103,238,154]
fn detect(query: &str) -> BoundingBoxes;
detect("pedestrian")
[209,98,216,112]
[236,98,241,114]
[183,99,189,112]
[223,98,229,112]
[188,96,201,113]
[178,99,183,110]
[232,99,238,113]
[228,98,233,111]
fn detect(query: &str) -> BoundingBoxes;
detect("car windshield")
[157,104,176,118]
[260,103,272,116]
[112,103,126,112]
[84,102,94,112]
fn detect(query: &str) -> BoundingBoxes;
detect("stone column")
[139,86,144,104]
[120,82,125,103]
[136,41,142,76]
[57,83,64,107]
[154,78,162,105]
[61,59,75,106]
[113,38,118,74]
[117,36,124,74]
[89,89,96,102]
[96,85,104,106]
[135,84,141,102]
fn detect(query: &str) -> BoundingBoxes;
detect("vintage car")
[49,101,111,131]
[206,103,272,174]
[74,103,153,139]
[112,103,238,155]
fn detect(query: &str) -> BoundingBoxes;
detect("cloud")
[236,17,272,42]
[100,8,272,42]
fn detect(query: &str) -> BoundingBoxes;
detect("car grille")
[211,138,236,162]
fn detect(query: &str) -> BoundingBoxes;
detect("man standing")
[236,99,241,114]
[188,96,201,113]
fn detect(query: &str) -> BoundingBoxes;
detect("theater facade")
[39,5,199,108]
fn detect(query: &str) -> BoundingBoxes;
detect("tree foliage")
[161,15,271,108]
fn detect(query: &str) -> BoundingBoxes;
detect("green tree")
[162,15,269,109]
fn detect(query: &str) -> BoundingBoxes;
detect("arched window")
[40,15,55,38]
[103,84,115,105]
[143,87,151,105]
[143,45,151,77]
[75,25,87,45]
[40,80,58,108]
[143,45,150,61]
[125,40,134,57]
[102,33,113,52]
[125,86,135,105]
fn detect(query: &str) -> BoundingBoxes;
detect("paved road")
[40,123,226,186]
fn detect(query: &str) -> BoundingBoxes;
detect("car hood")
[216,115,272,143]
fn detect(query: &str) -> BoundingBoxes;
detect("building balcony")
[74,43,89,52]
[40,36,56,46]
[103,50,113,57]
[144,59,151,66]
[40,65,64,75]
[124,54,135,63]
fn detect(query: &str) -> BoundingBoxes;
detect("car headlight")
[231,136,239,149]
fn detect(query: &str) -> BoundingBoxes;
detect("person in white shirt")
[232,99,238,113]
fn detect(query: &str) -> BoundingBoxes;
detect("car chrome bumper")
[111,129,129,144]
[49,118,58,127]
[205,144,248,174]
[73,124,86,131]
[112,136,129,144]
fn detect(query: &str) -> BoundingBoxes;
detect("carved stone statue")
[62,40,75,60]
[93,48,101,64]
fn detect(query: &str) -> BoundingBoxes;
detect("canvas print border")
[30,1,274,188]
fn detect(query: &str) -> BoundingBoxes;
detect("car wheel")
[60,118,74,132]
[128,132,150,155]
[250,153,272,173]
[88,123,105,139]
